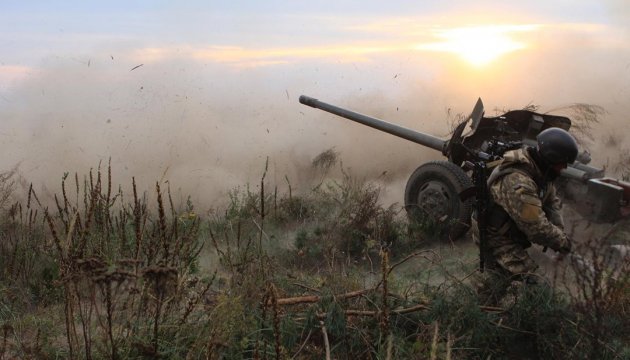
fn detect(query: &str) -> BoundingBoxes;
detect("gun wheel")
[404,160,473,240]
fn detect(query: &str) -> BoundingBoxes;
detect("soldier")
[475,127,577,304]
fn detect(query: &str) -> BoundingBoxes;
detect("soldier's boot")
[475,268,512,306]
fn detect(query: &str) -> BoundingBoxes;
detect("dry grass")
[546,103,605,145]
[0,159,628,359]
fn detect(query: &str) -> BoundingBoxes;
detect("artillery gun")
[299,95,630,240]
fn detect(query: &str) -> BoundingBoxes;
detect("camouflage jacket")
[485,147,570,252]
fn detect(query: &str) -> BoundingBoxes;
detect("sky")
[1,1,629,208]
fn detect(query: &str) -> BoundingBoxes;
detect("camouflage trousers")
[475,243,542,306]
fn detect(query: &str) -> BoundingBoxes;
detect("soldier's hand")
[557,237,572,255]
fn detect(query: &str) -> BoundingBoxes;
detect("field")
[0,155,628,360]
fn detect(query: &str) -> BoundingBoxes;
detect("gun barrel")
[561,166,590,181]
[299,95,447,152]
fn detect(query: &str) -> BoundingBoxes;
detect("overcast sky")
[1,1,629,206]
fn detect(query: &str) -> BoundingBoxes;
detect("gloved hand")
[557,236,572,255]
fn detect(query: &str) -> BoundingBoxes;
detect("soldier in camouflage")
[474,127,578,304]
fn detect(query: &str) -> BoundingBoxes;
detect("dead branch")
[479,305,505,312]
[315,303,429,318]
[430,321,439,360]
[274,289,505,314]
[290,329,313,360]
[565,319,623,356]
[320,321,331,360]
[270,288,374,306]
[393,303,431,314]
[291,282,321,294]
[367,250,441,293]
[388,249,438,277]
[490,320,535,335]
[251,219,271,242]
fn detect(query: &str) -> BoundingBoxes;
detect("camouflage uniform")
[473,147,571,303]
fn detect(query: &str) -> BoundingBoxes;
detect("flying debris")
[130,64,144,72]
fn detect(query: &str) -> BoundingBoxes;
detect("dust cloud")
[1,23,629,211]
[0,56,450,210]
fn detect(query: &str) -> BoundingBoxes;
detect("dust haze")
[1,23,630,211]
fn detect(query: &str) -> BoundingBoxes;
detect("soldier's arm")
[543,184,564,229]
[492,173,570,251]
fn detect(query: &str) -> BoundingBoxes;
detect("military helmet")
[536,127,578,164]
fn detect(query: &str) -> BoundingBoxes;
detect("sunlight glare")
[417,25,538,66]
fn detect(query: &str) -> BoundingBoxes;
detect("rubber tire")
[404,160,473,240]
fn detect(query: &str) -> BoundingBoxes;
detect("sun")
[417,25,538,66]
